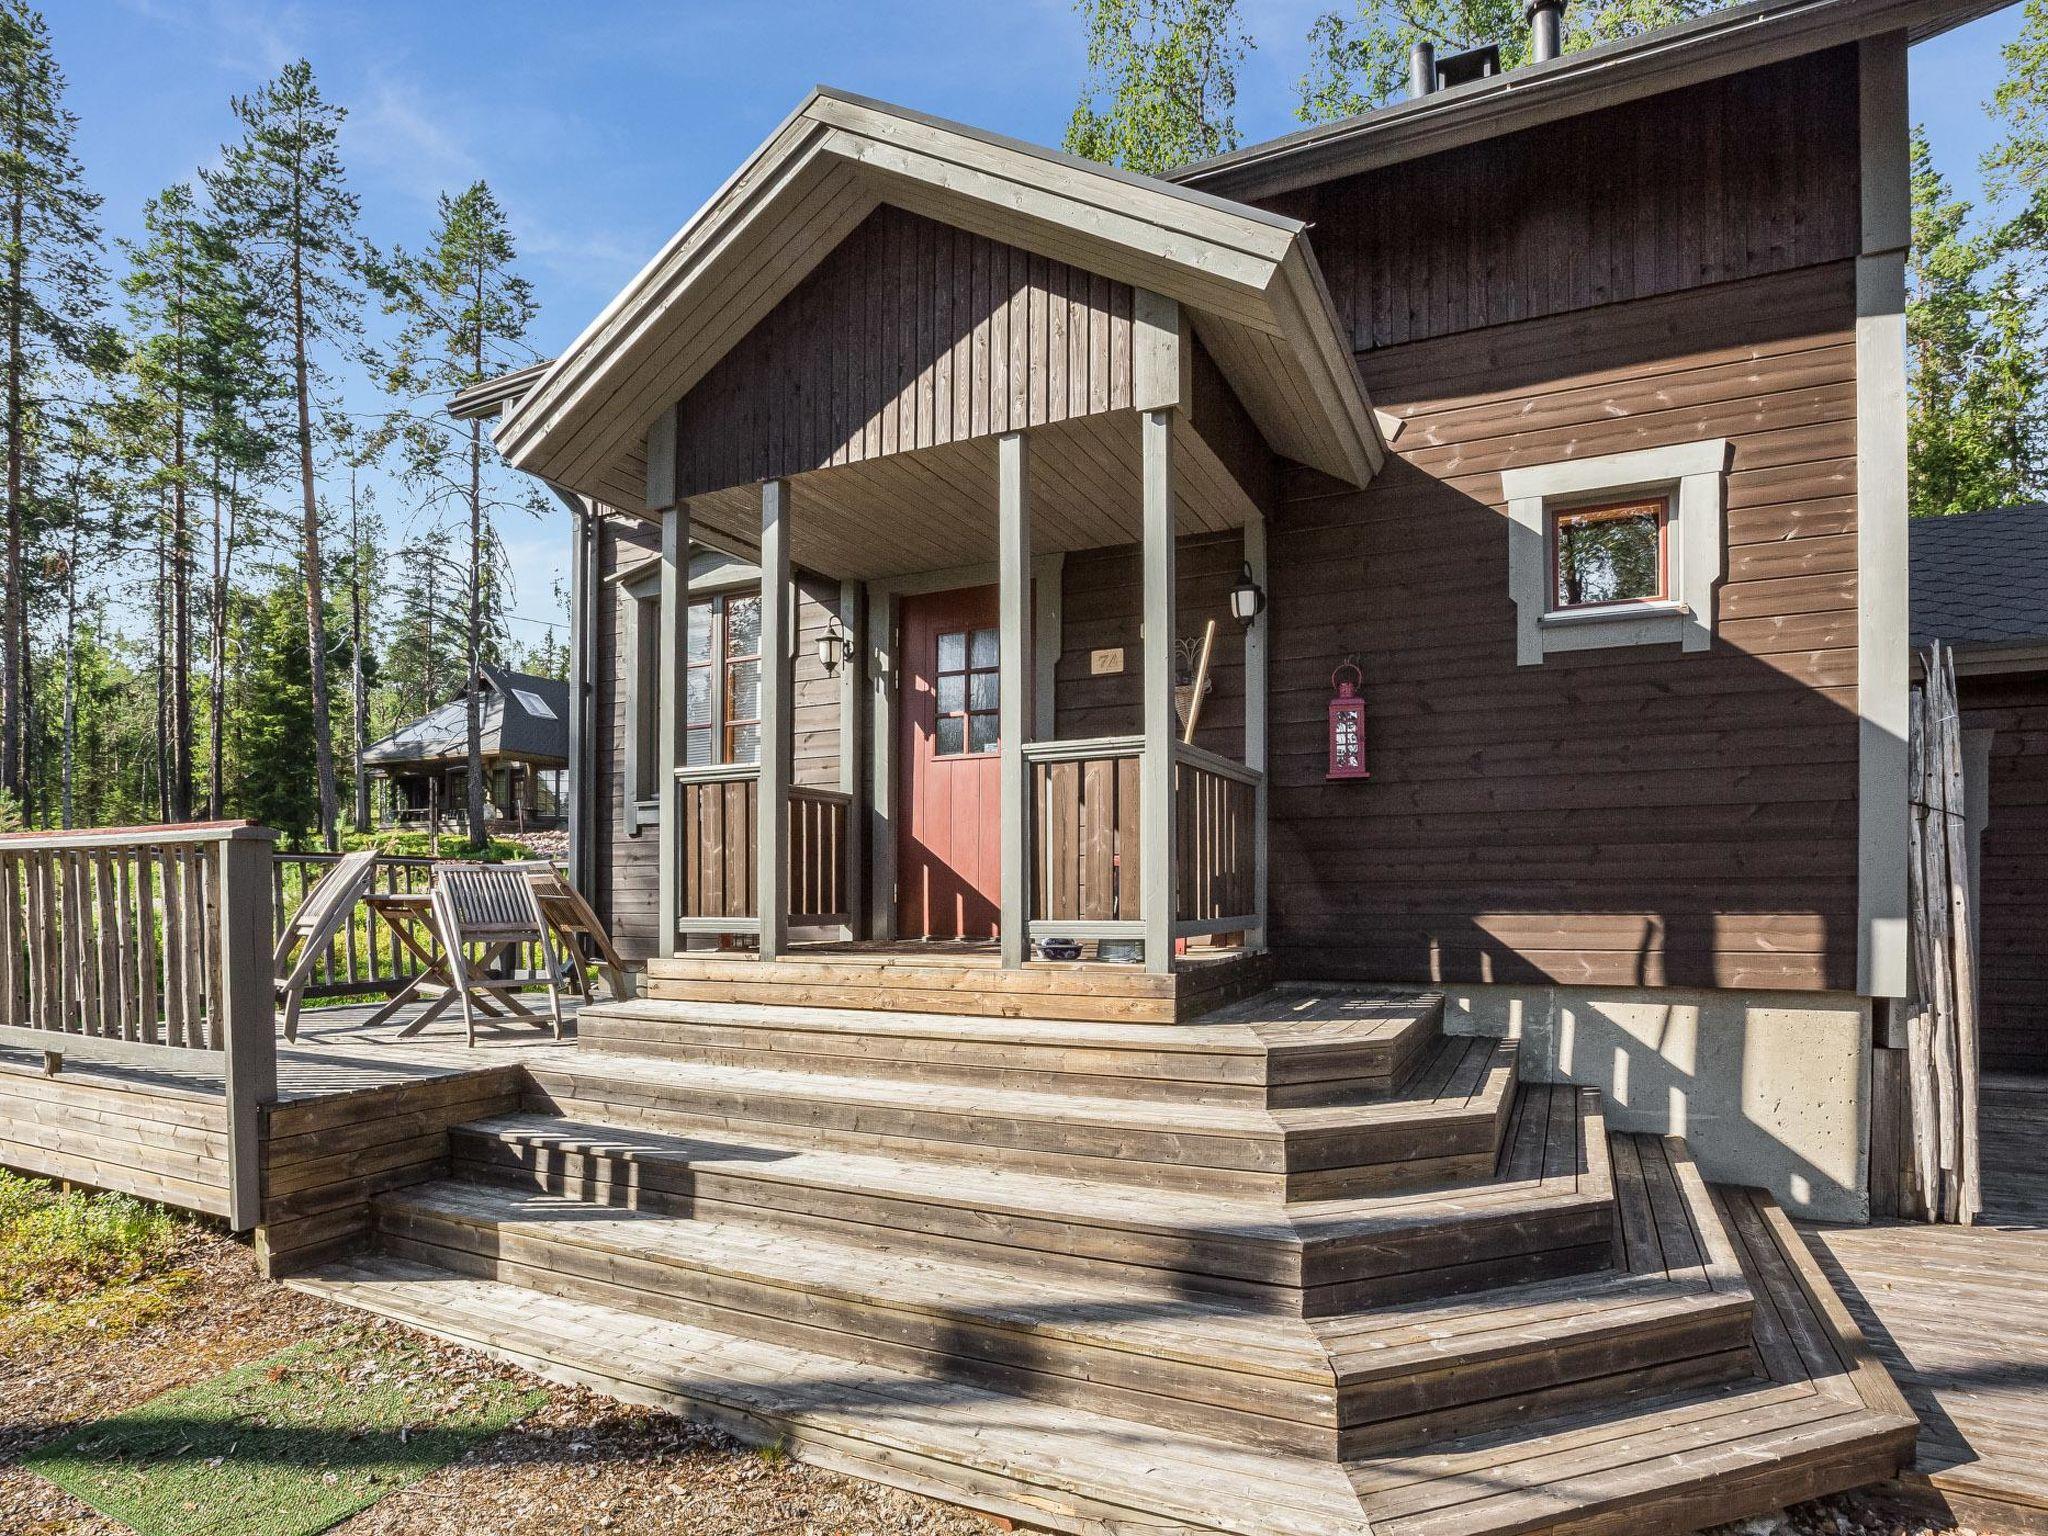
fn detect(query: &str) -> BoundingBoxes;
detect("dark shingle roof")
[363,666,569,768]
[1910,503,2048,652]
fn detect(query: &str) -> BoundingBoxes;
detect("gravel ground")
[0,1226,2027,1536]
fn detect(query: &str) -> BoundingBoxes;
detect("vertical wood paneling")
[676,206,1136,500]
[1958,670,2048,1073]
[1300,47,1861,354]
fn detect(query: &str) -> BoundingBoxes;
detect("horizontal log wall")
[254,1066,524,1277]
[0,1056,230,1215]
[1266,259,1860,991]
[676,204,1135,499]
[1958,669,2048,1073]
[592,521,843,961]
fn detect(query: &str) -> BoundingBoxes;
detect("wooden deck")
[1803,1073,2048,1531]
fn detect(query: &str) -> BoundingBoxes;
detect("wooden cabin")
[5,0,2028,1531]
[362,666,570,834]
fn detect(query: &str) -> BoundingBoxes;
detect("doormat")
[24,1327,545,1536]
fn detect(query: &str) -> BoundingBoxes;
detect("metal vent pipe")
[1527,0,1564,62]
[1409,40,1437,97]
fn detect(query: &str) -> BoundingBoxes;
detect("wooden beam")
[1140,408,1177,975]
[838,577,866,939]
[998,432,1032,969]
[758,479,792,959]
[1243,510,1269,954]
[656,500,690,958]
[866,587,898,940]
[1133,290,1187,413]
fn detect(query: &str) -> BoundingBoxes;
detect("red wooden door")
[897,585,1005,940]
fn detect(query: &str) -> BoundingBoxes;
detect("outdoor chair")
[516,861,630,1000]
[427,861,566,1046]
[273,848,380,1043]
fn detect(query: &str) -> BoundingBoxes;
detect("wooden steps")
[289,1254,1377,1536]
[573,985,1444,1107]
[522,1032,1514,1200]
[640,946,1273,1024]
[375,1122,1755,1461]
[449,1082,1610,1314]
[279,983,1915,1535]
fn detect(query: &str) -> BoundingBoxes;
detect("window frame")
[1501,438,1731,667]
[931,623,1001,758]
[1546,495,1671,614]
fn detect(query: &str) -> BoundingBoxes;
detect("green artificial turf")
[25,1328,545,1536]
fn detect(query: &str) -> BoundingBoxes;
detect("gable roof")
[363,666,570,769]
[1910,504,2048,655]
[1173,0,2008,200]
[485,88,1382,512]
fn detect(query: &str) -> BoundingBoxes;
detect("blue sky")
[52,0,2031,651]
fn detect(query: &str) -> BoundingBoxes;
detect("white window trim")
[1502,438,1731,667]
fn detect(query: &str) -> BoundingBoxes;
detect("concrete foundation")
[1444,985,1872,1222]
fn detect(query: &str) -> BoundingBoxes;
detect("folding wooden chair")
[428,862,566,1046]
[518,863,630,1000]
[274,848,380,1043]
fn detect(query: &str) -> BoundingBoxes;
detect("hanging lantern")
[1327,661,1369,781]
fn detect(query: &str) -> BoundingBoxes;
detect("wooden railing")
[1027,736,1143,936]
[673,765,850,933]
[0,821,277,1227]
[1173,744,1261,937]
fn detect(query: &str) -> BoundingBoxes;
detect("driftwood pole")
[1903,641,1981,1223]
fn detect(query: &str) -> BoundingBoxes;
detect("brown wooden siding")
[676,204,1135,500]
[1056,532,1251,761]
[1287,47,1861,353]
[592,523,843,961]
[1959,670,2048,1073]
[1262,260,1861,992]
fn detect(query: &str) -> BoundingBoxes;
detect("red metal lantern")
[1327,661,1369,780]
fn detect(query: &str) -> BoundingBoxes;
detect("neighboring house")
[1911,502,2048,1075]
[361,665,569,834]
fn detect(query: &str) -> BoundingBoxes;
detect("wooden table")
[360,892,547,1039]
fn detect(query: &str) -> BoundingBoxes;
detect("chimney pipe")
[1527,0,1564,62]
[1409,40,1437,98]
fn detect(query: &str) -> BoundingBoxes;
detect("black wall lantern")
[1229,563,1266,629]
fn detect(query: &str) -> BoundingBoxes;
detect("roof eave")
[1172,0,2009,200]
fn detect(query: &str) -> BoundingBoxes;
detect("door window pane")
[970,627,998,669]
[933,625,1000,757]
[938,674,966,714]
[936,716,965,755]
[968,712,999,753]
[937,631,965,672]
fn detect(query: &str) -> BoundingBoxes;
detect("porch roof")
[476,89,1383,520]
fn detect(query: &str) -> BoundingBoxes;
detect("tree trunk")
[207,459,229,818]
[155,505,170,822]
[60,513,76,828]
[290,143,339,850]
[350,462,371,834]
[465,414,487,849]
[169,271,192,820]
[2,134,24,807]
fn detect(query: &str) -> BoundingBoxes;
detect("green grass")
[0,1171,197,1342]
[26,1329,546,1536]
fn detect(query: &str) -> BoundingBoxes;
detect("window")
[1550,497,1668,611]
[935,625,999,756]
[684,593,762,767]
[1500,439,1730,666]
[631,591,660,800]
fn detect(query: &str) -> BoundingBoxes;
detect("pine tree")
[0,1,103,805]
[380,528,465,727]
[1064,0,1251,174]
[205,59,362,848]
[1296,0,1721,119]
[226,564,321,841]
[374,180,541,849]
[335,428,382,833]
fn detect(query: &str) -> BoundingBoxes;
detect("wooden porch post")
[1140,408,1177,975]
[998,431,1032,969]
[1244,510,1269,953]
[866,588,898,940]
[838,577,866,939]
[655,497,690,958]
[758,478,792,959]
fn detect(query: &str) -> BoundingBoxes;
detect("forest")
[4,0,2044,847]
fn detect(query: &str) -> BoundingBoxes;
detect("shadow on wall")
[1445,985,1870,1222]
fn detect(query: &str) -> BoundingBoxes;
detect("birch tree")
[1064,0,1250,174]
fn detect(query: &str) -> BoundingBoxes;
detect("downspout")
[553,484,597,898]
